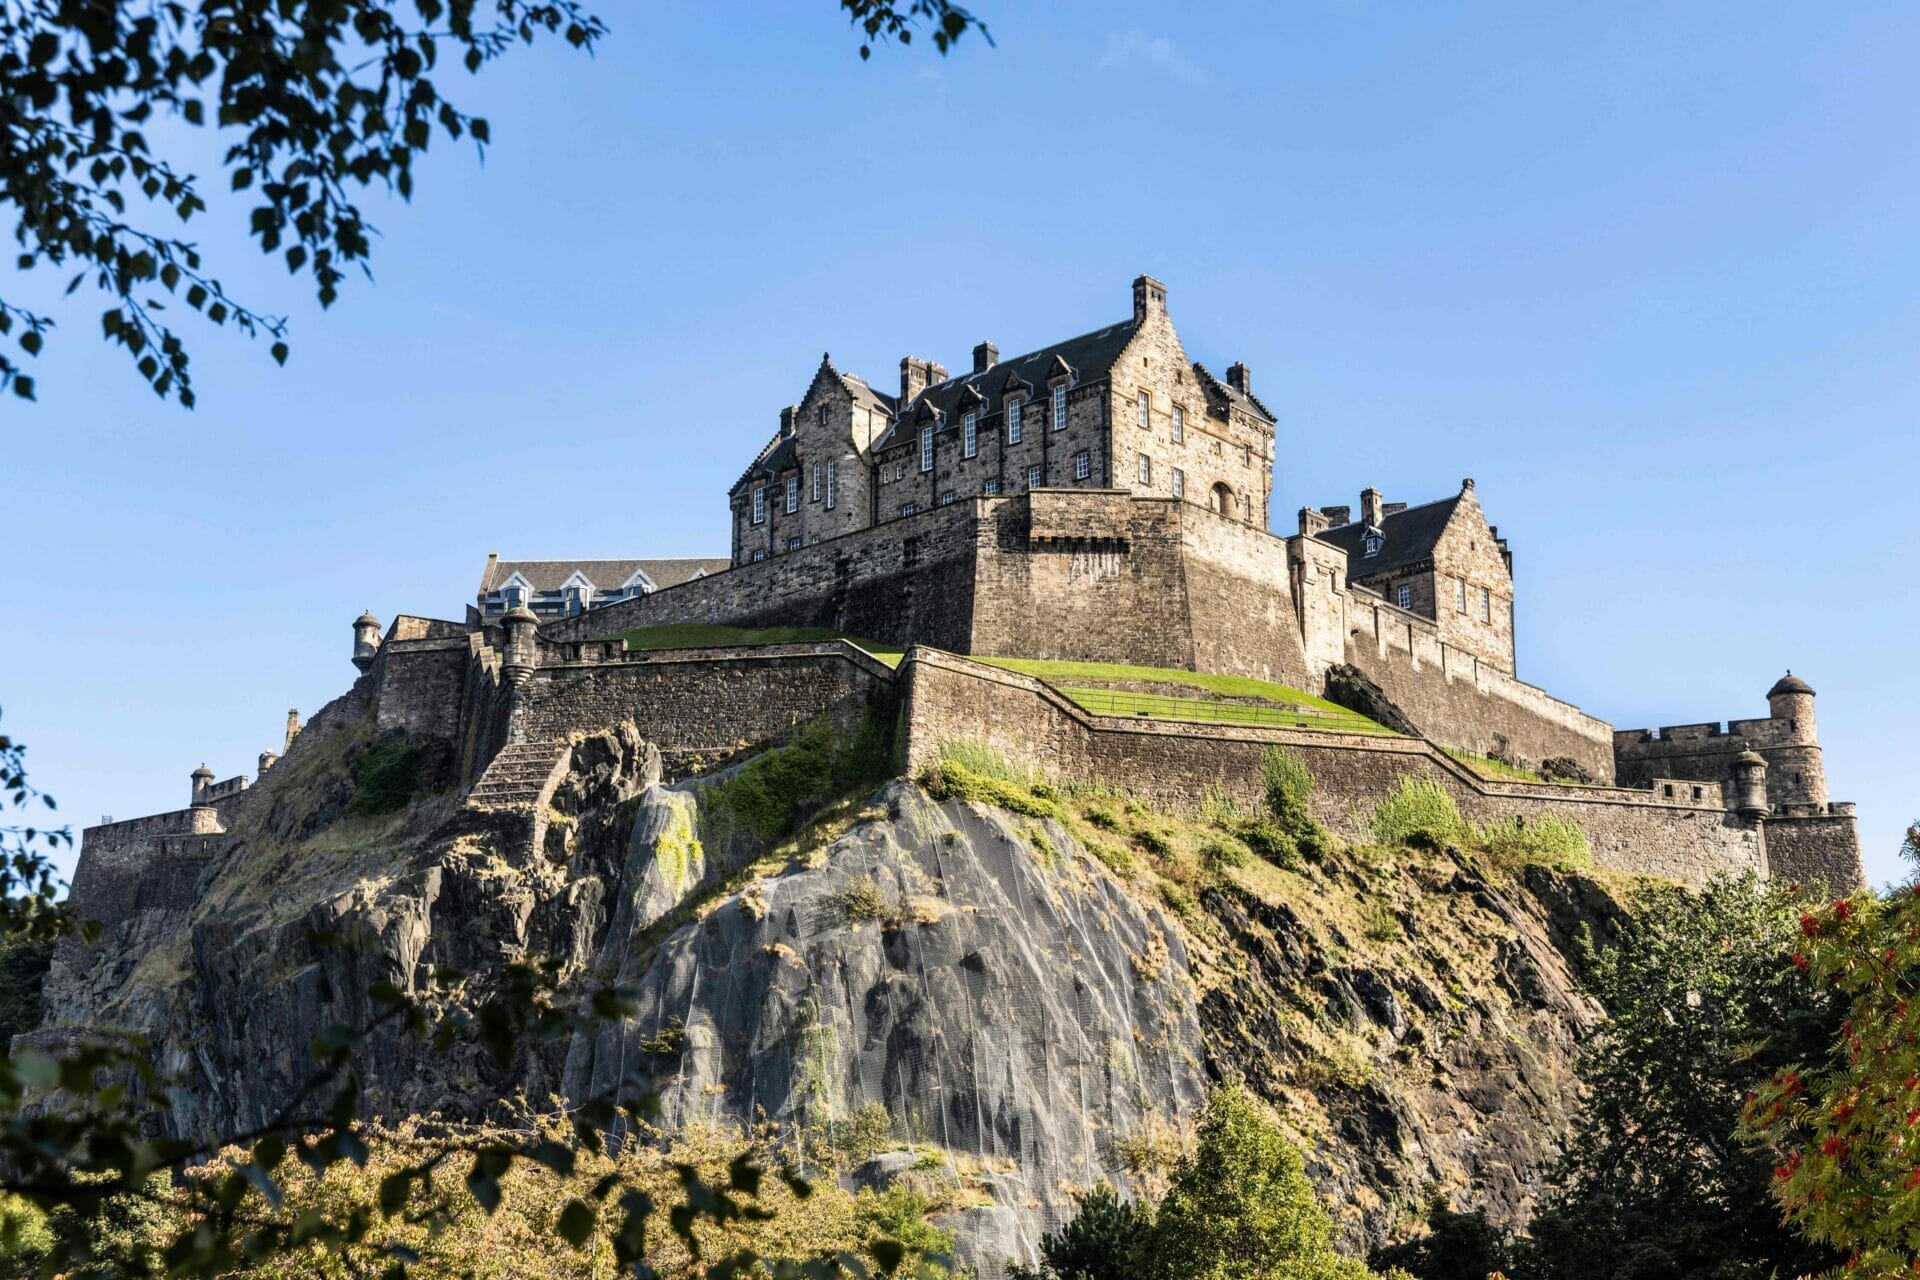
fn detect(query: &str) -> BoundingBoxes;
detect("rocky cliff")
[37,704,1640,1277]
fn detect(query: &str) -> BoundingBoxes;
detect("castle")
[59,275,1864,962]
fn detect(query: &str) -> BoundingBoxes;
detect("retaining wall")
[901,650,1764,887]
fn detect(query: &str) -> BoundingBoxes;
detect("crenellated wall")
[1336,584,1614,780]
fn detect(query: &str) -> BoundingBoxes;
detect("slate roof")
[1193,362,1277,424]
[728,360,895,496]
[1313,495,1463,579]
[1769,673,1816,698]
[478,557,730,597]
[870,319,1142,453]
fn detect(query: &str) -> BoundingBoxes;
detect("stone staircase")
[468,740,571,816]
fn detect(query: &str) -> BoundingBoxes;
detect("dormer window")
[1007,398,1024,444]
[1362,532,1382,557]
[1051,384,1067,430]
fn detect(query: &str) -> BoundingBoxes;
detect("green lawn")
[1442,746,1548,784]
[973,656,1393,735]
[605,623,904,668]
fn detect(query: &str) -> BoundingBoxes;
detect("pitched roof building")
[725,275,1276,566]
[475,555,730,619]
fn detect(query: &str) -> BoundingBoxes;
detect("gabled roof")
[729,355,895,496]
[1193,362,1276,424]
[478,557,729,597]
[1313,495,1464,579]
[871,318,1142,453]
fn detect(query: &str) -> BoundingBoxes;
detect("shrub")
[1256,747,1337,865]
[349,736,423,815]
[1371,777,1465,848]
[1262,748,1315,821]
[1008,1183,1154,1280]
[636,1016,687,1058]
[1157,881,1199,918]
[1085,838,1137,876]
[1360,900,1400,943]
[920,745,1059,820]
[706,715,892,846]
[827,1101,895,1165]
[1200,832,1251,871]
[1084,803,1123,831]
[1475,813,1589,870]
[840,875,894,924]
[1142,1083,1378,1280]
[1134,827,1175,858]
[1237,818,1301,870]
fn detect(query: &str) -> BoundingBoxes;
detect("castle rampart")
[900,650,1765,887]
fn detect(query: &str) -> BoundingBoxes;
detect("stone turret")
[285,708,302,752]
[501,605,541,687]
[1765,671,1827,807]
[1732,751,1770,820]
[352,611,382,671]
[190,764,214,807]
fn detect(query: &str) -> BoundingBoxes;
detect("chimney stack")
[1298,507,1331,537]
[1360,487,1385,528]
[1226,362,1251,395]
[779,405,797,438]
[899,356,946,405]
[1131,274,1168,323]
[973,342,998,374]
[1321,505,1351,526]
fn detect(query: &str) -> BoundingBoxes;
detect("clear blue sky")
[4,1,1916,886]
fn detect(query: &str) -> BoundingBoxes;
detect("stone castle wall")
[1615,717,1825,811]
[901,650,1765,887]
[512,642,897,776]
[1339,584,1614,781]
[1765,814,1866,896]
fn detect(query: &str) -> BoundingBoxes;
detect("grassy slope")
[607,623,905,668]
[973,657,1391,734]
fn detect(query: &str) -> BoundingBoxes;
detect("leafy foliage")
[1475,813,1589,872]
[1521,874,1842,1280]
[1369,777,1464,848]
[348,736,425,815]
[702,714,892,847]
[1142,1083,1377,1280]
[0,0,985,404]
[1241,747,1335,869]
[1739,826,1920,1277]
[1006,1182,1153,1280]
[1368,1195,1512,1280]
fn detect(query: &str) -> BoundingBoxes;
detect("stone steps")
[469,741,570,812]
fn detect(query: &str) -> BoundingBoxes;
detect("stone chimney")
[284,708,302,752]
[1360,487,1385,528]
[1321,505,1351,526]
[899,357,947,405]
[1226,362,1251,395]
[1298,507,1332,537]
[779,405,797,438]
[973,342,998,374]
[1383,502,1407,517]
[1132,274,1168,323]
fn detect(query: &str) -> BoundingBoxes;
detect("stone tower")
[352,611,382,671]
[1764,672,1828,808]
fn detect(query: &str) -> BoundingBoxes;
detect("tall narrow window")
[1138,453,1152,486]
[1074,450,1091,481]
[964,412,978,458]
[1456,578,1467,613]
[752,486,766,525]
[1051,384,1067,430]
[825,459,838,510]
[1172,405,1184,443]
[785,474,798,513]
[810,463,821,502]
[1172,467,1185,498]
[1008,398,1024,444]
[1027,464,1043,488]
[1480,587,1491,622]
[920,425,934,473]
[1137,390,1150,429]
[1241,443,1251,467]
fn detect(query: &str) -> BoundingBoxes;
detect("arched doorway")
[1211,482,1235,518]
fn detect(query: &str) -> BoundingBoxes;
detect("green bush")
[349,737,424,815]
[1256,748,1337,866]
[1142,1083,1379,1280]
[839,875,894,924]
[1008,1183,1154,1280]
[1371,777,1465,848]
[1134,827,1175,858]
[704,714,892,846]
[1475,813,1589,870]
[920,744,1060,820]
[1084,803,1123,831]
[1200,832,1251,871]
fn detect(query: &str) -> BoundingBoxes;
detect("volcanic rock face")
[37,712,1628,1275]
